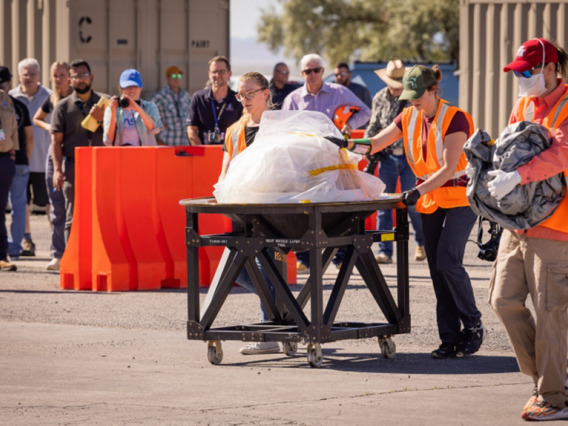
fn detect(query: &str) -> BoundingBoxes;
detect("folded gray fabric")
[464,121,566,230]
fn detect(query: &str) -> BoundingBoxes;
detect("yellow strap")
[309,163,358,176]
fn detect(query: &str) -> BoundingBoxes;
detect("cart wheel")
[378,335,396,359]
[306,343,323,368]
[282,341,298,357]
[207,341,223,365]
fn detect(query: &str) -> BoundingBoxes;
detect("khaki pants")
[489,229,568,407]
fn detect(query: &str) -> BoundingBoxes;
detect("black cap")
[0,66,12,85]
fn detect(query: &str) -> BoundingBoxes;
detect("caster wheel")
[378,335,396,359]
[282,341,298,357]
[306,343,323,368]
[207,341,223,365]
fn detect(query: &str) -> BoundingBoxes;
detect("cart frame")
[181,197,411,366]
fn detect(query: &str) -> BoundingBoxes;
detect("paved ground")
[0,213,536,425]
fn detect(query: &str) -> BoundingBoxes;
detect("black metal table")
[181,196,410,367]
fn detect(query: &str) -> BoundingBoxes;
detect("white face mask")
[518,71,546,97]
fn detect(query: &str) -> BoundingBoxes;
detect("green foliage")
[257,0,459,66]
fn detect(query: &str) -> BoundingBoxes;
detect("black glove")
[324,135,349,149]
[401,188,421,206]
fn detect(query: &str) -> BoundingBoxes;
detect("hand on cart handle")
[324,136,372,155]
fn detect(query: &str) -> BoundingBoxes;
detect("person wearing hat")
[103,68,162,146]
[348,64,485,360]
[0,66,19,271]
[366,60,425,265]
[487,37,568,421]
[150,66,191,146]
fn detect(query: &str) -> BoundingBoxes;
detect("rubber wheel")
[307,343,323,368]
[282,341,298,357]
[378,335,396,359]
[207,341,223,365]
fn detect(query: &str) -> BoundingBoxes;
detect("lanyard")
[210,99,226,130]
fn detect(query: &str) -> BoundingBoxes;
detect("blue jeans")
[0,156,16,261]
[8,164,29,257]
[377,154,423,257]
[46,154,66,258]
[235,250,276,322]
[421,206,481,344]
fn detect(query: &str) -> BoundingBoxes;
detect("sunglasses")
[277,69,289,75]
[302,67,322,75]
[169,73,183,79]
[513,64,543,78]
[334,71,348,77]
[235,88,265,102]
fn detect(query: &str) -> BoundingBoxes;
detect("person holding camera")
[103,69,162,146]
[366,60,425,264]
[185,56,243,146]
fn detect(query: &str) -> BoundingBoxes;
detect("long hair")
[49,61,71,105]
[554,42,568,78]
[236,72,272,126]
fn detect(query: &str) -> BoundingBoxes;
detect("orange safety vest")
[225,119,248,160]
[401,99,474,214]
[516,85,568,233]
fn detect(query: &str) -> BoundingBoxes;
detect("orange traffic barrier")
[60,148,94,290]
[60,146,232,291]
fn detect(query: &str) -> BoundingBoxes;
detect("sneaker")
[521,386,539,418]
[522,399,568,421]
[19,239,36,257]
[0,260,17,272]
[45,258,61,271]
[455,322,487,357]
[239,341,280,355]
[431,342,458,359]
[296,262,310,274]
[375,254,393,264]
[415,245,426,261]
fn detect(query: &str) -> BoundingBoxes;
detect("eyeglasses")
[277,69,289,75]
[169,73,183,79]
[302,67,322,75]
[210,69,228,75]
[513,64,543,78]
[235,88,265,102]
[334,71,348,77]
[70,73,91,81]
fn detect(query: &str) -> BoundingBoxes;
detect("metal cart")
[181,196,410,367]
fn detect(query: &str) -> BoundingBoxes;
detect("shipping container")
[0,0,231,98]
[459,0,568,139]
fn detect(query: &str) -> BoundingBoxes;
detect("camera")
[118,97,130,108]
[476,218,502,262]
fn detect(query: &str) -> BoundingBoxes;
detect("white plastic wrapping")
[213,110,385,204]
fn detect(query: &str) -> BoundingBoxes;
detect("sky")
[230,0,301,77]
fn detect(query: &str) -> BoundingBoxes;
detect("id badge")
[0,129,5,141]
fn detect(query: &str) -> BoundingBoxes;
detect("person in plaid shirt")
[150,66,191,146]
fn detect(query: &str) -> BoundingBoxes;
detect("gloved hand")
[487,170,522,200]
[401,188,421,206]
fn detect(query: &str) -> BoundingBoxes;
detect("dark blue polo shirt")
[185,87,243,145]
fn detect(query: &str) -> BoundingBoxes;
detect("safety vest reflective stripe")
[231,126,240,159]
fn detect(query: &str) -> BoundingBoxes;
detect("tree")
[257,0,459,66]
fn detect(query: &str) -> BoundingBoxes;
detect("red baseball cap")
[504,38,559,73]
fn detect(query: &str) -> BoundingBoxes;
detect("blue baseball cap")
[119,69,143,88]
